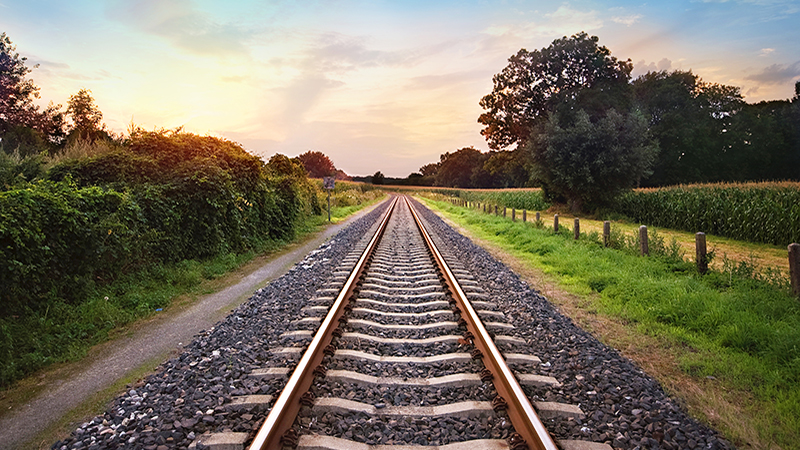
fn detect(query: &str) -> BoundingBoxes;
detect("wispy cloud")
[759,48,775,56]
[482,4,604,41]
[304,33,426,73]
[612,14,643,26]
[744,61,800,84]
[106,0,253,57]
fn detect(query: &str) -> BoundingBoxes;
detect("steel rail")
[405,196,559,450]
[248,195,399,450]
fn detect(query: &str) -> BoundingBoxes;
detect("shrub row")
[613,183,800,246]
[1,130,317,317]
[1,131,321,385]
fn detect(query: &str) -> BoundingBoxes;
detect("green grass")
[0,238,283,387]
[420,196,800,449]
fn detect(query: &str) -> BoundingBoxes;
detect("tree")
[371,171,385,185]
[1,32,39,135]
[435,147,488,188]
[632,70,749,185]
[530,108,657,212]
[297,150,335,178]
[66,88,106,142]
[1,32,65,150]
[478,32,632,150]
[482,149,530,187]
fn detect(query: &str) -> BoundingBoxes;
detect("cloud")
[481,4,604,42]
[31,59,70,70]
[632,58,673,77]
[106,0,252,57]
[612,14,643,26]
[307,34,419,72]
[405,70,490,91]
[744,61,800,85]
[759,48,775,56]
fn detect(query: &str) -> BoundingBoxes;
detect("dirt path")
[0,203,382,450]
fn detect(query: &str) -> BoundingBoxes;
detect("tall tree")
[66,88,106,142]
[297,150,336,178]
[0,32,65,151]
[0,32,39,135]
[478,32,632,151]
[480,33,653,210]
[435,147,488,188]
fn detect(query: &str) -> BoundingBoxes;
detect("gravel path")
[0,202,382,450]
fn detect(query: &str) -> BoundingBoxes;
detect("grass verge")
[420,196,799,450]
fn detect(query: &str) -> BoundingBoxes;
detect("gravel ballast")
[51,197,734,450]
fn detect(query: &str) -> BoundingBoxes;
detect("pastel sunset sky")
[3,0,799,176]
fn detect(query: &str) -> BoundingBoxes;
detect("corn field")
[615,182,800,246]
[431,188,550,211]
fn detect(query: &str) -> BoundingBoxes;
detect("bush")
[0,180,143,316]
[0,130,321,385]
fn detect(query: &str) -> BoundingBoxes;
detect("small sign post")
[323,176,335,222]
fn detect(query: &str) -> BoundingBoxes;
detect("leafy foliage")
[529,108,658,211]
[297,150,336,178]
[66,88,107,142]
[0,130,320,385]
[427,188,550,212]
[435,147,487,188]
[0,32,66,149]
[478,32,632,151]
[371,171,385,185]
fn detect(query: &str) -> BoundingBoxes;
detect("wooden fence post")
[503,207,507,218]
[522,210,526,222]
[483,203,486,213]
[696,232,708,274]
[790,243,800,297]
[603,221,610,247]
[512,209,516,221]
[554,214,559,232]
[639,226,649,256]
[536,212,540,222]
[494,205,498,215]
[574,218,580,240]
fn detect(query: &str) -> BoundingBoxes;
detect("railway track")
[244,196,599,450]
[52,195,735,450]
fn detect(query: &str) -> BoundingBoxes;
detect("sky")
[2,0,799,177]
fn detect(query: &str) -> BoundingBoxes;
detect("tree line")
[396,33,799,212]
